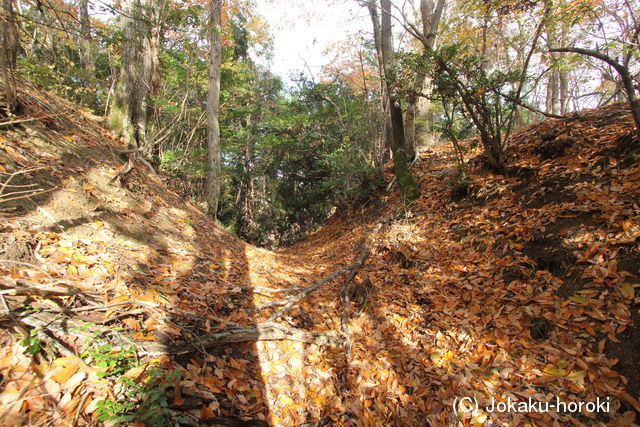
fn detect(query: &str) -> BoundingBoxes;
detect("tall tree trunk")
[404,0,445,161]
[546,67,559,115]
[109,0,163,156]
[404,73,424,161]
[140,0,164,158]
[366,1,392,171]
[377,0,420,200]
[545,0,569,116]
[29,2,49,57]
[109,0,147,148]
[2,0,18,68]
[78,0,95,90]
[205,0,222,218]
[237,113,255,237]
[559,70,568,114]
[0,0,18,111]
[0,19,13,113]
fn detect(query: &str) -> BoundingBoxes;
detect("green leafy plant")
[81,334,136,378]
[95,366,182,426]
[18,329,43,356]
[79,333,182,425]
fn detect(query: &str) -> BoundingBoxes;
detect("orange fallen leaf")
[51,357,79,385]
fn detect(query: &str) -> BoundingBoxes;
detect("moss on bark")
[392,153,420,201]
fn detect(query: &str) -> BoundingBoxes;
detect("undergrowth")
[80,332,182,426]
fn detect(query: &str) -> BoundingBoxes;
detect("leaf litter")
[0,82,639,426]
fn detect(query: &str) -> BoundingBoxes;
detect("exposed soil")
[607,305,640,405]
[535,135,577,160]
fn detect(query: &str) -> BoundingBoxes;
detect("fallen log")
[12,310,343,357]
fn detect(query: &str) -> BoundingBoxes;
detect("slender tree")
[364,0,420,200]
[364,1,392,170]
[2,0,18,68]
[77,0,95,89]
[0,0,18,111]
[205,0,223,217]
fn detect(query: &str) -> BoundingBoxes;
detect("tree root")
[111,151,156,185]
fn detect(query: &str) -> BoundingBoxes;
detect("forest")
[0,0,639,425]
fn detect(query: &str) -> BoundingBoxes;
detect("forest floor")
[1,80,639,426]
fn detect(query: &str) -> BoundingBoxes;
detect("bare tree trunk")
[29,2,50,57]
[559,70,568,114]
[366,1,392,171]
[0,0,18,111]
[404,0,445,161]
[109,0,147,147]
[544,0,569,116]
[78,0,95,90]
[109,0,164,157]
[140,0,164,158]
[546,68,557,115]
[205,0,222,218]
[2,0,18,68]
[378,0,420,200]
[238,114,255,237]
[0,22,13,113]
[404,72,425,161]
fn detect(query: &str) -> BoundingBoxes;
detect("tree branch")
[266,246,371,322]
[549,47,626,75]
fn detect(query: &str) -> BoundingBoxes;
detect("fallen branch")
[340,265,359,363]
[98,309,145,324]
[340,223,381,382]
[242,285,306,295]
[267,246,371,322]
[70,299,160,313]
[166,321,343,355]
[12,310,343,357]
[0,186,56,204]
[0,259,53,279]
[0,277,100,307]
[0,113,69,127]
[256,300,288,310]
[0,277,85,297]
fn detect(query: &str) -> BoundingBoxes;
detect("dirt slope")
[1,81,639,426]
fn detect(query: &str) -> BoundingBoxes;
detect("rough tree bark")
[139,1,164,158]
[205,0,222,218]
[240,114,255,236]
[545,1,570,115]
[404,0,445,160]
[546,68,559,115]
[2,0,18,68]
[366,2,392,171]
[109,0,145,147]
[366,0,420,200]
[109,0,164,157]
[0,0,18,111]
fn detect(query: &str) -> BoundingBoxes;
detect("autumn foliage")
[1,80,640,425]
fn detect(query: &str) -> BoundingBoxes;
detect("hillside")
[1,82,640,426]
